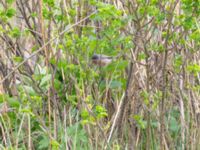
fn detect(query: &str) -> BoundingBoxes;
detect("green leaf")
[140,90,149,105]
[81,109,95,125]
[10,27,21,38]
[151,120,159,128]
[116,60,129,70]
[6,0,14,4]
[38,135,49,150]
[91,2,122,21]
[31,95,42,105]
[173,54,183,72]
[67,95,77,106]
[138,52,147,60]
[187,63,200,76]
[169,116,179,133]
[190,29,200,41]
[152,91,162,110]
[183,16,195,30]
[30,12,37,17]
[69,9,76,17]
[110,80,122,89]
[13,56,23,63]
[150,42,164,52]
[81,109,89,119]
[42,8,52,19]
[23,85,36,96]
[55,14,64,22]
[51,140,60,150]
[7,97,20,108]
[20,108,35,116]
[95,105,107,119]
[39,74,52,87]
[67,123,88,145]
[105,60,128,72]
[43,0,55,7]
[0,94,6,103]
[6,8,16,18]
[133,115,147,129]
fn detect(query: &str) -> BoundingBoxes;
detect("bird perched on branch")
[91,54,116,119]
[91,54,113,66]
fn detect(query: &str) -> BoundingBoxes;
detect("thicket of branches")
[0,0,200,149]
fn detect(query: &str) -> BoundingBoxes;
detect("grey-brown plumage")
[91,54,113,66]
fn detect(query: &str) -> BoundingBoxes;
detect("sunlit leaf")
[6,8,16,18]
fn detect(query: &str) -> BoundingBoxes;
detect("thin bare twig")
[107,92,125,144]
[0,10,97,85]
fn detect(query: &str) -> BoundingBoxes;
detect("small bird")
[91,54,113,66]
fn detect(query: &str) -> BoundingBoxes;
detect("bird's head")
[91,54,113,66]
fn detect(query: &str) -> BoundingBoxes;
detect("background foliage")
[0,0,200,149]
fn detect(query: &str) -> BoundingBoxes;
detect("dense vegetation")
[0,0,200,149]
